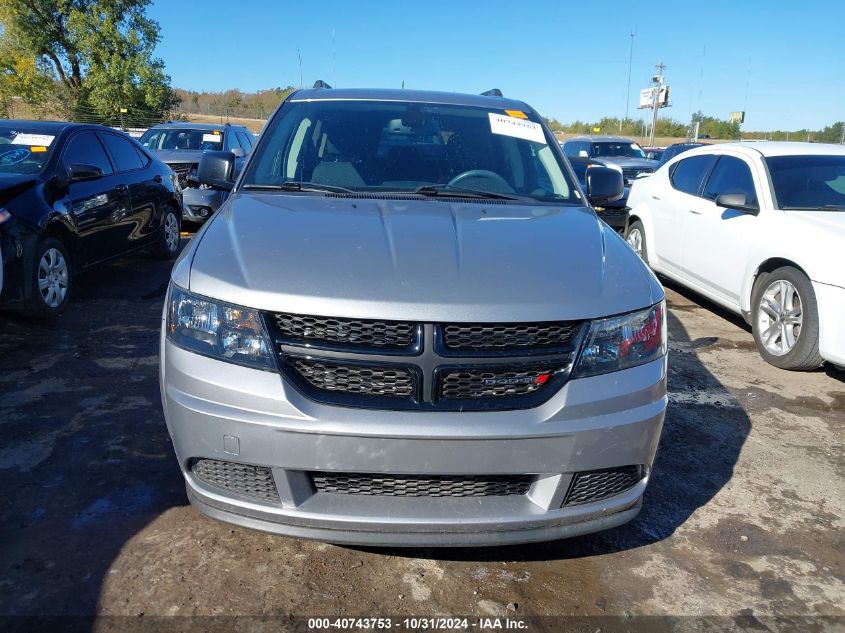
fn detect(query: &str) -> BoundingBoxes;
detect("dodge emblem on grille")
[482,374,547,387]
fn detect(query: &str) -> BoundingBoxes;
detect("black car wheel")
[152,207,181,260]
[24,237,72,318]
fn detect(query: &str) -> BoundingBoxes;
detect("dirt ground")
[0,238,842,633]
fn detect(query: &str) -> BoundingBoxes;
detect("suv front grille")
[442,322,579,352]
[311,472,533,497]
[439,366,556,399]
[291,358,415,398]
[266,313,586,411]
[274,313,417,350]
[191,458,280,503]
[563,465,642,506]
[167,161,196,187]
[621,167,653,183]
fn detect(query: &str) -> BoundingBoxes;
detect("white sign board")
[639,86,670,109]
[12,133,55,146]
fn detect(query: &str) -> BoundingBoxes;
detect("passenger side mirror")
[230,147,246,158]
[585,166,624,206]
[197,151,236,191]
[715,192,759,215]
[578,150,590,158]
[67,163,103,182]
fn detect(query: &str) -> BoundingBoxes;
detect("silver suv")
[160,87,668,546]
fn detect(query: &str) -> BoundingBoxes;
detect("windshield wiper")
[782,204,845,211]
[414,184,518,200]
[242,181,354,194]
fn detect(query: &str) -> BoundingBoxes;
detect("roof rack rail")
[313,80,333,89]
[480,88,503,97]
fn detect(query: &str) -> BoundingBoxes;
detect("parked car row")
[625,141,845,370]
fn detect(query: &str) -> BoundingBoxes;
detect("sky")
[147,0,845,131]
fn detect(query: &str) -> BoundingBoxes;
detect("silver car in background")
[160,87,668,546]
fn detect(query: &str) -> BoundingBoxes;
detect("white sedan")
[626,142,845,370]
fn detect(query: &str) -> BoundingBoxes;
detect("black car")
[139,122,254,223]
[567,156,629,231]
[656,142,707,168]
[0,120,182,317]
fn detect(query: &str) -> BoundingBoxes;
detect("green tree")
[0,0,179,120]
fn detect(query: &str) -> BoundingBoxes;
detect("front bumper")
[814,281,845,367]
[161,340,667,546]
[181,187,227,223]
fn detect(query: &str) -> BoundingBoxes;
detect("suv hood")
[186,194,662,322]
[150,149,205,164]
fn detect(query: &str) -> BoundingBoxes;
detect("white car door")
[650,154,718,274]
[682,153,763,308]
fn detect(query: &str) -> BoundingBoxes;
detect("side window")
[100,133,143,172]
[63,131,113,175]
[236,130,254,152]
[670,155,717,196]
[702,155,758,206]
[134,145,151,166]
[225,131,240,152]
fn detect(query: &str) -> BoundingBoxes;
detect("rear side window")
[703,155,758,206]
[225,131,240,152]
[100,133,144,172]
[63,131,113,175]
[236,130,254,151]
[670,155,717,196]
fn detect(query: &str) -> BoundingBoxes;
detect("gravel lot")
[1,237,842,632]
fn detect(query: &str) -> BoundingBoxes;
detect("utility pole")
[298,50,303,89]
[840,123,845,145]
[649,62,665,146]
[622,28,637,131]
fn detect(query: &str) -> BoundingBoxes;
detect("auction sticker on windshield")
[11,133,55,147]
[488,113,546,144]
[202,133,221,143]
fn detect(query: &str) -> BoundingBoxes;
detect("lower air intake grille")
[274,313,416,349]
[563,465,642,506]
[191,458,279,502]
[442,321,580,352]
[312,472,533,497]
[291,358,415,397]
[439,367,556,399]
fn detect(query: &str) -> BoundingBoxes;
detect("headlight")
[166,285,274,370]
[573,301,666,378]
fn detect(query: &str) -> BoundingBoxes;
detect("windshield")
[139,128,224,151]
[0,126,57,174]
[593,142,646,159]
[242,100,579,203]
[766,155,845,210]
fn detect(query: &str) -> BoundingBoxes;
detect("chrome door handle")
[651,195,661,200]
[689,209,702,215]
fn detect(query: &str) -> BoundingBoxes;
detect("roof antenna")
[313,80,332,89]
[480,88,503,97]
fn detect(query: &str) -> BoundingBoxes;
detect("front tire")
[751,266,823,370]
[625,220,648,263]
[23,237,72,318]
[152,207,181,260]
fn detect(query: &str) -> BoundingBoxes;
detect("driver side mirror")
[67,163,103,182]
[585,166,624,206]
[715,192,759,215]
[197,151,236,191]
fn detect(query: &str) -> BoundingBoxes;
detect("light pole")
[649,62,665,146]
[622,28,637,132]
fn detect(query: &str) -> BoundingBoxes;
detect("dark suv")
[563,136,657,184]
[139,122,255,223]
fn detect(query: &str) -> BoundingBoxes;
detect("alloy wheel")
[37,247,69,308]
[626,228,643,257]
[165,212,179,252]
[757,279,803,356]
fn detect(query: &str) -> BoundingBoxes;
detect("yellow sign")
[504,109,528,119]
[592,127,601,133]
[119,108,128,113]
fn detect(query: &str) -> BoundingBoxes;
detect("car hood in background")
[150,149,206,164]
[596,157,658,170]
[187,194,661,322]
